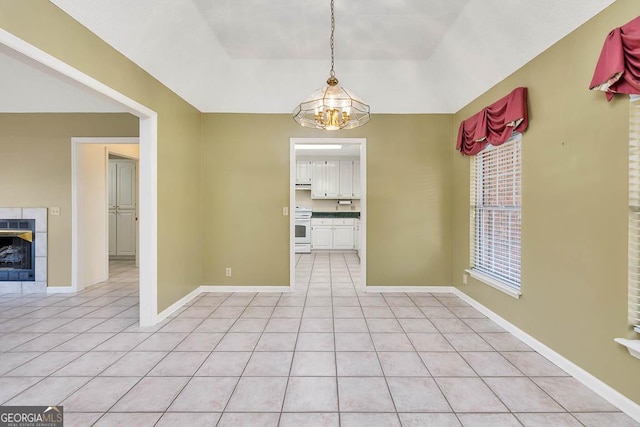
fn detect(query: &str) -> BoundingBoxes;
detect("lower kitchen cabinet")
[333,226,355,249]
[311,218,356,250]
[311,225,333,250]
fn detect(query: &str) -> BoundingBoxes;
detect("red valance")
[456,87,528,156]
[590,15,640,101]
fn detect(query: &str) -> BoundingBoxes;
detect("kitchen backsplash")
[296,190,360,212]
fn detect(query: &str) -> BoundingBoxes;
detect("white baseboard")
[452,288,640,422]
[156,286,203,324]
[201,285,292,293]
[82,275,109,290]
[365,286,456,293]
[46,286,76,294]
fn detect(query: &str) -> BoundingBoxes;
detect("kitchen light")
[292,0,370,130]
[295,144,343,150]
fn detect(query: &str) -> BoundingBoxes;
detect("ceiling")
[49,0,615,114]
[0,43,128,113]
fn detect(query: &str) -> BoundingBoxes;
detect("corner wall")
[201,113,453,287]
[452,0,640,404]
[0,1,202,310]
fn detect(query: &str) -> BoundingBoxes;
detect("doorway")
[289,138,367,291]
[1,29,159,326]
[72,137,139,293]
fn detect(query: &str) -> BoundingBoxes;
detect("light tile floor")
[0,255,638,426]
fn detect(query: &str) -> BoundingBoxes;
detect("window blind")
[629,99,640,333]
[470,137,522,292]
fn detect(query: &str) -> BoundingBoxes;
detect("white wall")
[77,143,138,288]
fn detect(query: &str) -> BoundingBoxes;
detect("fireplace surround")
[0,208,47,293]
[0,219,35,281]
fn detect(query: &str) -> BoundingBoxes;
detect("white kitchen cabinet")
[339,160,353,198]
[353,160,362,199]
[109,159,137,257]
[333,226,355,249]
[325,160,340,198]
[312,160,339,199]
[355,219,361,251]
[311,218,355,250]
[311,225,333,250]
[311,161,326,198]
[296,160,312,184]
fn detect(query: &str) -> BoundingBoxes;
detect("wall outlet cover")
[225,268,232,277]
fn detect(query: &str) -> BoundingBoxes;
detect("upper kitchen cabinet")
[325,160,339,198]
[311,159,360,200]
[311,160,326,198]
[296,160,312,184]
[339,160,353,198]
[353,160,362,199]
[311,160,339,199]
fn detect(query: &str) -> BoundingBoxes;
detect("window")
[469,136,522,296]
[629,98,640,333]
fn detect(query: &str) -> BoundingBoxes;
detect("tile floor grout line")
[277,251,314,426]
[352,258,402,423]
[213,289,267,425]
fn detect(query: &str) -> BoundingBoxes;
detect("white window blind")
[629,98,640,333]
[470,136,522,292]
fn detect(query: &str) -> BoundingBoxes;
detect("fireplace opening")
[0,219,35,281]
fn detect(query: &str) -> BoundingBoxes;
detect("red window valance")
[590,15,640,101]
[456,87,528,156]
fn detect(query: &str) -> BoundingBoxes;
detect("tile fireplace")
[0,208,47,293]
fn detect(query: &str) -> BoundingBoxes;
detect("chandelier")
[292,0,370,130]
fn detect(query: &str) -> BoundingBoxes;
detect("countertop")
[312,212,360,218]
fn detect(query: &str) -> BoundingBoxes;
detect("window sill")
[614,338,640,360]
[465,269,521,299]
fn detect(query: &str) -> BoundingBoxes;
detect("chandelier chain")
[330,0,335,77]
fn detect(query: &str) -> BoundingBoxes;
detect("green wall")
[0,113,138,286]
[201,114,453,287]
[452,0,640,404]
[0,1,202,311]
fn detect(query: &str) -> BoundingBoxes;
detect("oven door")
[295,219,311,244]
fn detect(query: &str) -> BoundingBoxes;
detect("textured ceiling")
[49,0,616,114]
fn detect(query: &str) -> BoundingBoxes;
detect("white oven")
[295,207,312,253]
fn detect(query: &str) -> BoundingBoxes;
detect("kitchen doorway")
[289,138,367,291]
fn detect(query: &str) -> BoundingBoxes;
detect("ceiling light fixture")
[295,144,343,150]
[292,0,370,130]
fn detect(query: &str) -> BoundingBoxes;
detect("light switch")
[50,207,61,216]
[283,207,289,216]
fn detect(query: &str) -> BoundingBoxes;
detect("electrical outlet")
[283,207,289,216]
[50,207,60,216]
[225,268,232,277]
[462,273,468,285]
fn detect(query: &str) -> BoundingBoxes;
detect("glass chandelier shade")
[292,0,370,130]
[293,76,370,130]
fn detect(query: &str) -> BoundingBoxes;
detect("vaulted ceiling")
[48,0,615,114]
